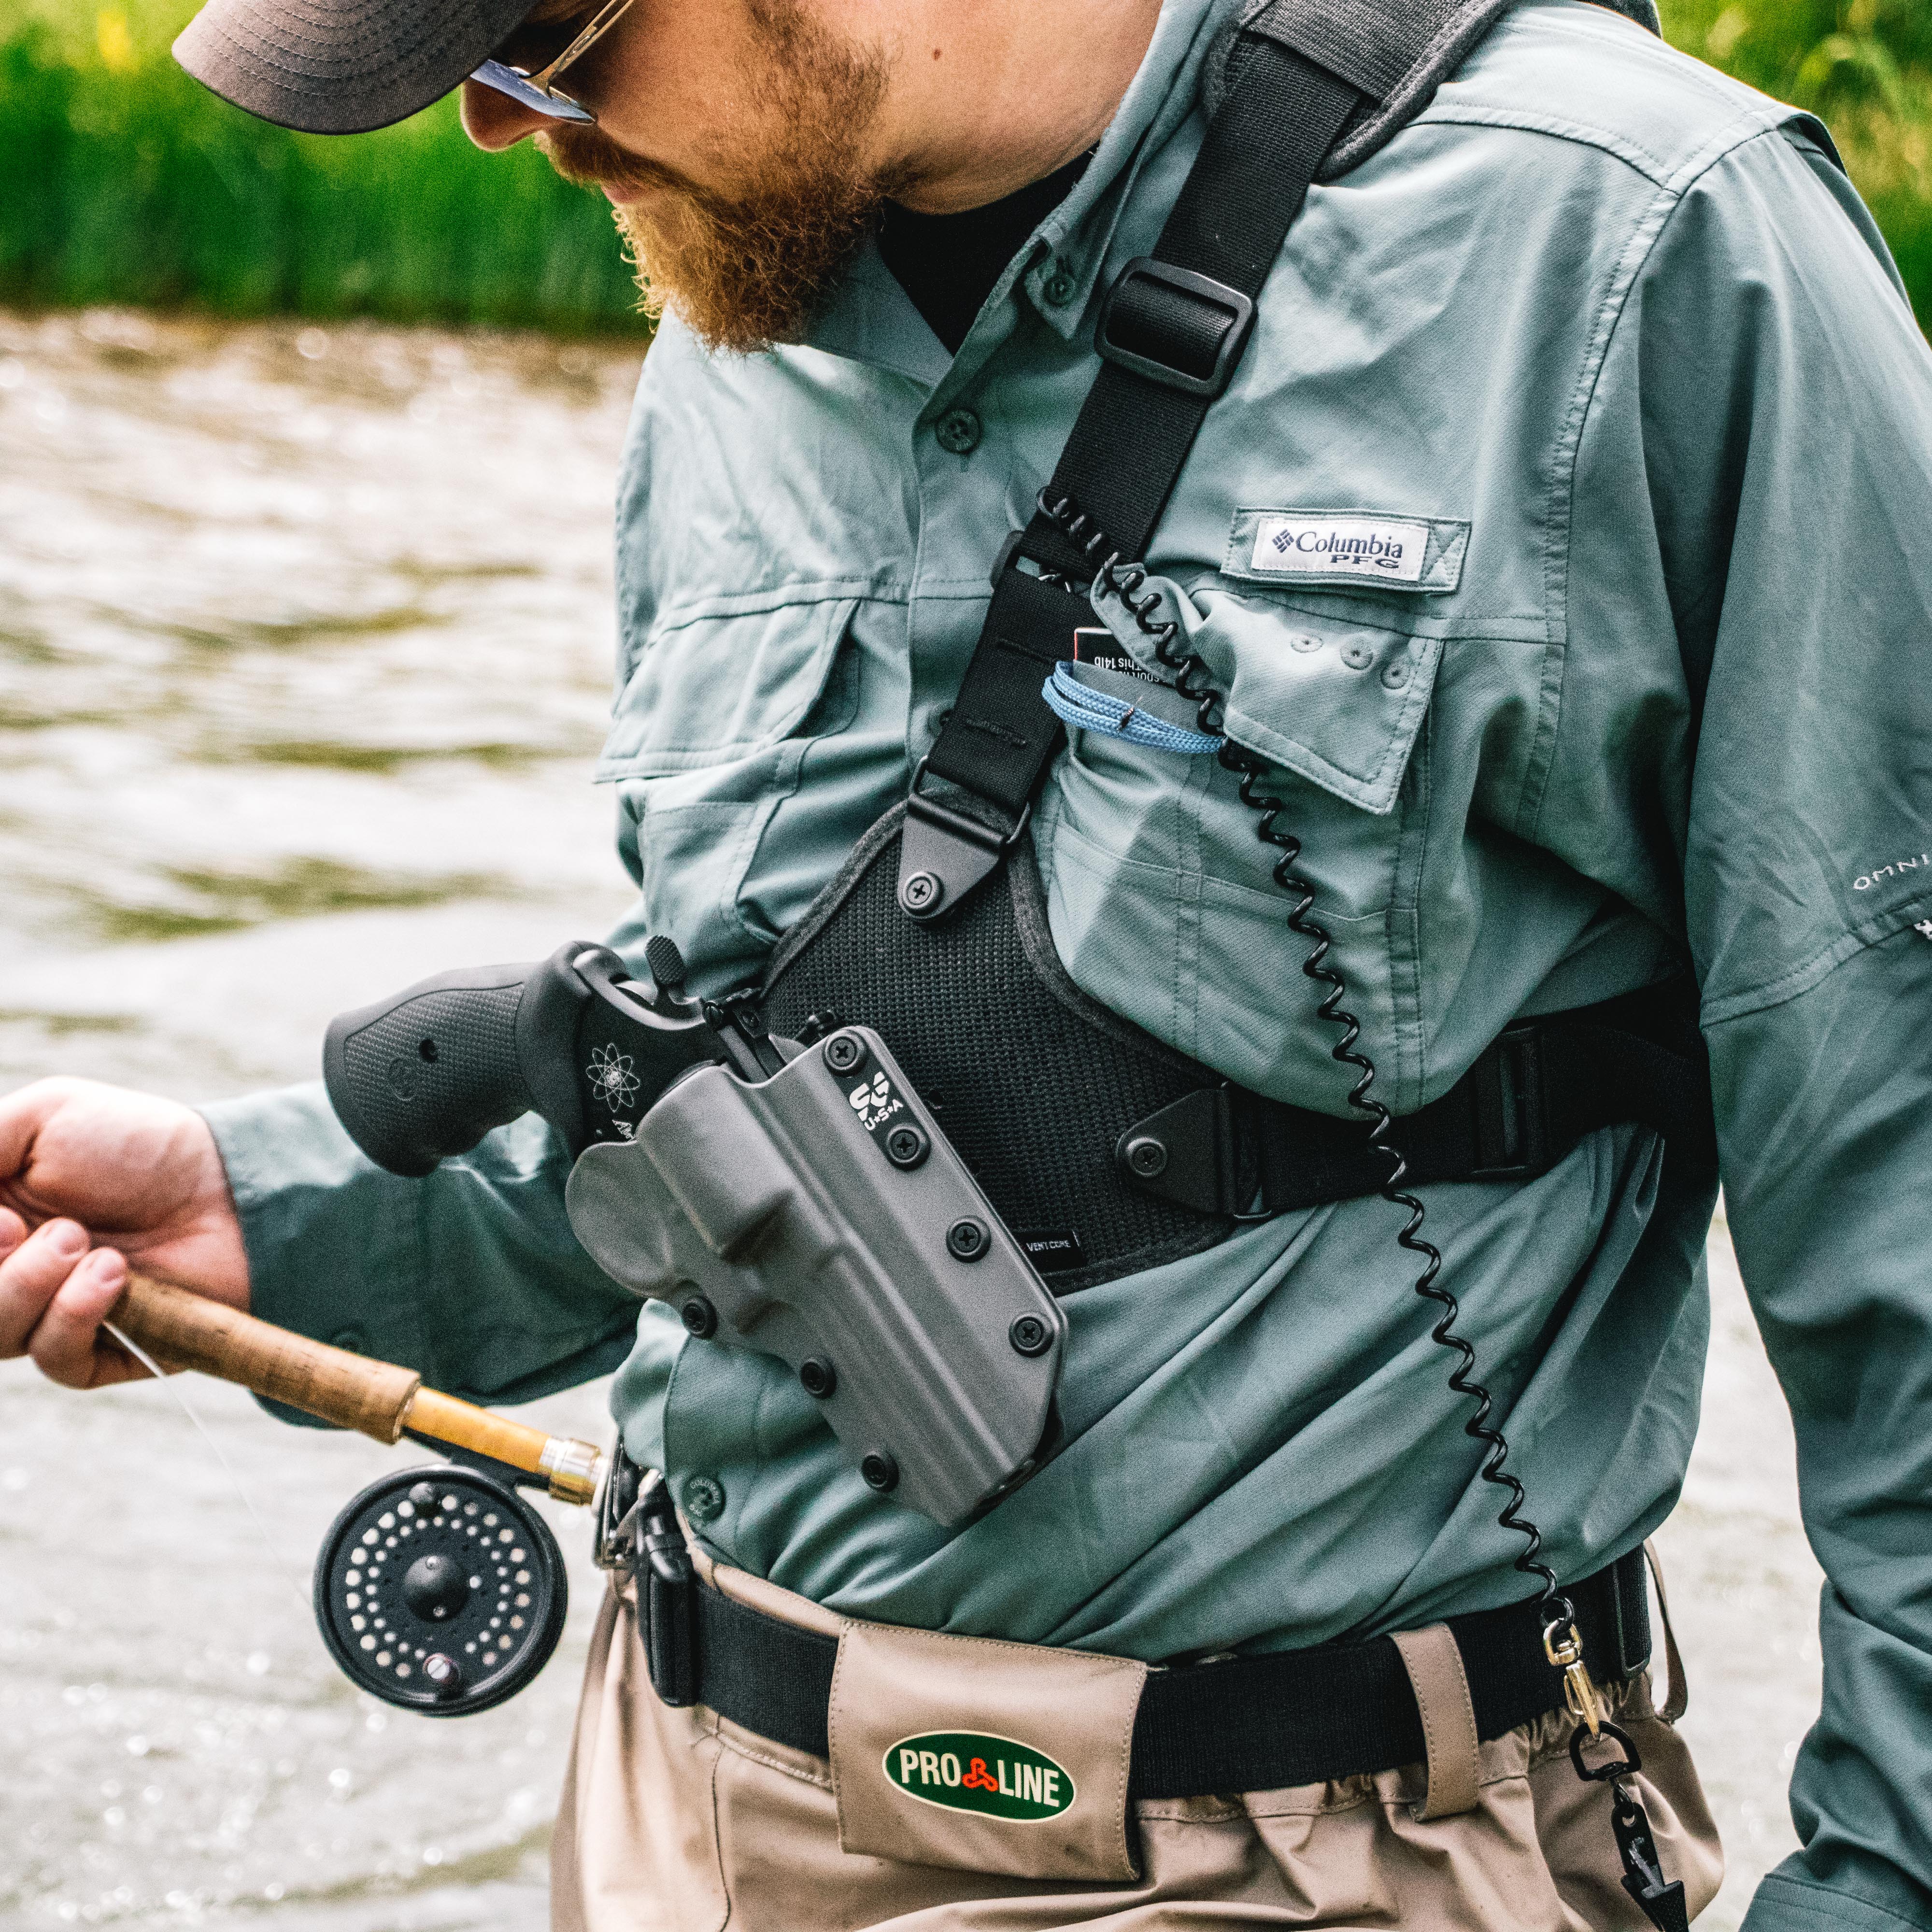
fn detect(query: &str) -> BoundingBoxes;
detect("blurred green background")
[1,0,1929,335]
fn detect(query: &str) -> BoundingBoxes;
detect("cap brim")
[174,0,537,135]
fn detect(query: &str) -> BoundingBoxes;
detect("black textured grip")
[325,966,543,1178]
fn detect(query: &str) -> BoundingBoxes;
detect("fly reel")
[313,1463,569,1716]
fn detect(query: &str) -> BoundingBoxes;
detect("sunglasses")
[469,0,636,126]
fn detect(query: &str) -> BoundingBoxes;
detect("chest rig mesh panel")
[762,807,1234,1293]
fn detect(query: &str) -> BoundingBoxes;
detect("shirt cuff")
[199,1082,430,1416]
[1746,1871,1932,1932]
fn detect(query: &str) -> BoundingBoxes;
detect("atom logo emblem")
[587,1042,640,1112]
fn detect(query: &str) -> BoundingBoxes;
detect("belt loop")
[1391,1624,1483,1819]
[1643,1540,1689,1723]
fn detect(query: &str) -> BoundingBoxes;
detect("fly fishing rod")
[109,1272,608,1716]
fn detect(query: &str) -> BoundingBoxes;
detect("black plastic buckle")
[897,753,1032,923]
[1471,1024,1548,1179]
[638,1485,698,1708]
[1096,258,1256,399]
[1115,1086,1269,1222]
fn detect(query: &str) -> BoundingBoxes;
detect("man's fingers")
[25,1243,134,1389]
[0,1217,87,1356]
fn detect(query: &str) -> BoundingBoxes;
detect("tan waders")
[551,1555,1722,1932]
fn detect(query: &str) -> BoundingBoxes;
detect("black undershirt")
[876,151,1094,355]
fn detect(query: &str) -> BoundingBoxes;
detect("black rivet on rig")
[1009,1314,1052,1357]
[1124,1135,1169,1178]
[417,1037,438,1063]
[885,1123,930,1170]
[822,1031,865,1075]
[798,1357,837,1399]
[423,1653,464,1700]
[401,1551,471,1624]
[680,1293,718,1339]
[898,870,944,917]
[861,1450,900,1493]
[947,1217,989,1262]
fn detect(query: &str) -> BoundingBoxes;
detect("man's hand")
[0,1078,248,1390]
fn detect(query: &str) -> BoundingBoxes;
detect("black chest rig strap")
[897,15,1370,923]
[764,808,1716,1292]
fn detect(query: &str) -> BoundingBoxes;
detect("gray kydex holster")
[565,1025,1065,1528]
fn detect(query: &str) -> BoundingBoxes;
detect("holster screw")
[823,1032,865,1074]
[1125,1135,1169,1178]
[899,871,943,915]
[860,1451,899,1493]
[680,1293,718,1339]
[885,1123,930,1169]
[1008,1313,1052,1357]
[946,1217,989,1261]
[799,1357,837,1398]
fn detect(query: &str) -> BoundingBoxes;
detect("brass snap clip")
[1544,1615,1606,1737]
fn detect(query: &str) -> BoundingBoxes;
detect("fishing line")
[103,1317,311,1615]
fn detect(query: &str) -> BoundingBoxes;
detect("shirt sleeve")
[1589,126,1932,1932]
[200,1082,641,1412]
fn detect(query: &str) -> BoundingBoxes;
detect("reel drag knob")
[313,1464,568,1717]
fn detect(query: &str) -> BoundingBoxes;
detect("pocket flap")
[1195,590,1443,816]
[597,592,859,780]
[829,1618,1145,1882]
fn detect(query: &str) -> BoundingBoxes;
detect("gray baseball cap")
[173,0,555,135]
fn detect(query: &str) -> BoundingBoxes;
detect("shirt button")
[1043,266,1078,307]
[1380,660,1412,690]
[681,1474,726,1525]
[1340,642,1375,671]
[330,1326,369,1354]
[934,407,981,455]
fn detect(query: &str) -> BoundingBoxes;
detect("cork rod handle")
[112,1273,421,1442]
[107,1274,604,1506]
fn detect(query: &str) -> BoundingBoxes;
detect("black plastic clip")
[1096,258,1256,399]
[1471,1024,1548,1178]
[1569,1718,1643,1785]
[897,755,1032,924]
[637,1480,698,1708]
[1612,1784,1691,1932]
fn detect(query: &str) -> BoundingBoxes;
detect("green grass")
[0,0,1927,333]
[1660,0,1932,324]
[1,2,647,332]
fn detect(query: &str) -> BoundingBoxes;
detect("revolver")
[322,940,1065,1527]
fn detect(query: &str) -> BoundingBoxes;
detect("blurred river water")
[0,308,1825,1930]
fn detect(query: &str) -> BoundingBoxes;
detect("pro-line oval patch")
[883,1732,1076,1822]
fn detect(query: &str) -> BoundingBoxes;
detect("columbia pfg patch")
[1225,508,1468,593]
[883,1732,1076,1821]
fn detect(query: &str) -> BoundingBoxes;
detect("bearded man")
[7,0,1932,1928]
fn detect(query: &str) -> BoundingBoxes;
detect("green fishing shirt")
[203,3,1932,1925]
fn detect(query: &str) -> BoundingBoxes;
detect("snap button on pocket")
[681,1475,726,1524]
[1340,642,1375,671]
[1380,660,1412,690]
[1290,633,1323,653]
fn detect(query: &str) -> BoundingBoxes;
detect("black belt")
[1120,982,1718,1221]
[637,1544,1653,1801]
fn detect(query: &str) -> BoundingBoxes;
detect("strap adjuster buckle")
[1471,1025,1548,1178]
[1096,257,1256,399]
[897,754,1032,923]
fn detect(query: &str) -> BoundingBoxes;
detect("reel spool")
[314,1464,568,1716]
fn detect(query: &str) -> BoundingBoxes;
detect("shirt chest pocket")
[1039,589,1443,1108]
[598,590,866,983]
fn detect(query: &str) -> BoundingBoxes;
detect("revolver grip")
[324,945,594,1177]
